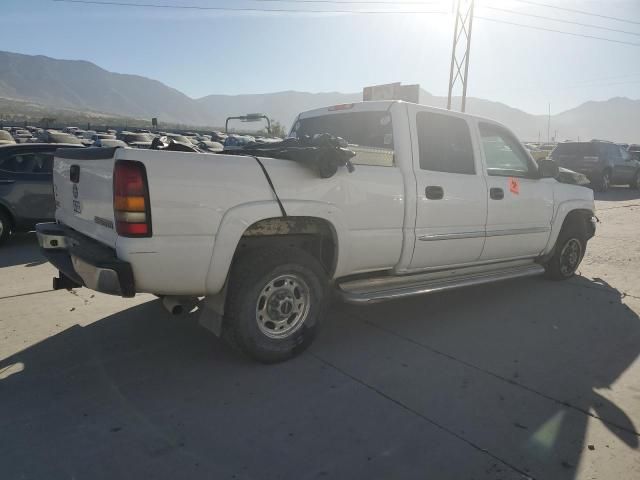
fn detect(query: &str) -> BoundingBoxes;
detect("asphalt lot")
[1,188,640,480]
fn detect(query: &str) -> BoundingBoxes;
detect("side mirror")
[538,158,559,178]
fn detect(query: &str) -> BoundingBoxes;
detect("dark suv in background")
[551,140,640,192]
[0,143,84,245]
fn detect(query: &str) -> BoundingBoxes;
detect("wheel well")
[561,209,593,237]
[0,203,15,232]
[234,217,338,276]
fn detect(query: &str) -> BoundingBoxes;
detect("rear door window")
[416,111,475,174]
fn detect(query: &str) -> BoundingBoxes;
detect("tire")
[0,209,11,246]
[595,170,611,192]
[629,171,640,190]
[544,217,588,281]
[224,247,328,363]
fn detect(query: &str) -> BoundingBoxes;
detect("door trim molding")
[486,226,550,237]
[418,226,550,242]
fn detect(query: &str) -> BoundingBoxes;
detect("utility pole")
[547,103,551,143]
[447,0,475,112]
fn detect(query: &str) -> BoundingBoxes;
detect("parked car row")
[1,124,286,153]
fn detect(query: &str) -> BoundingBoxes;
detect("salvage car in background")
[524,143,548,161]
[120,132,153,149]
[0,130,16,145]
[0,143,85,244]
[93,138,128,148]
[551,140,640,191]
[39,130,85,145]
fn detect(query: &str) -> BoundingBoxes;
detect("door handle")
[70,165,80,183]
[0,179,16,184]
[425,186,444,200]
[490,187,504,200]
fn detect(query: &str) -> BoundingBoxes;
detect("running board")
[337,264,545,305]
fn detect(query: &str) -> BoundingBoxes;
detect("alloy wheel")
[559,238,583,277]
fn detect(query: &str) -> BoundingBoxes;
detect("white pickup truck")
[37,101,596,362]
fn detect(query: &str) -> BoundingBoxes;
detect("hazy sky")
[2,0,639,115]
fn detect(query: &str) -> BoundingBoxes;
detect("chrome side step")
[337,264,545,305]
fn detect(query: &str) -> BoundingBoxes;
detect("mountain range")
[0,50,638,142]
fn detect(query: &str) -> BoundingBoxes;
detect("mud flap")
[197,289,227,337]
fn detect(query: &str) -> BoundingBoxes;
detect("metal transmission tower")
[447,0,475,112]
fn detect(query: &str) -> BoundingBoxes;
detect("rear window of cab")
[292,111,394,167]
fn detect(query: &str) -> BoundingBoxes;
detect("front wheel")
[0,210,11,246]
[629,171,640,190]
[224,247,328,363]
[544,219,588,280]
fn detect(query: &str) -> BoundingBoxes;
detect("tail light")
[113,160,152,237]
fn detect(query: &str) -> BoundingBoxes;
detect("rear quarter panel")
[114,149,275,295]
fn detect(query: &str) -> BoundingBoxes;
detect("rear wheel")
[0,210,11,246]
[629,171,640,190]
[224,247,328,363]
[545,218,588,280]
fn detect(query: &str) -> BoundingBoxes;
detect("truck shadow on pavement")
[0,232,45,268]
[0,276,638,479]
[593,186,640,203]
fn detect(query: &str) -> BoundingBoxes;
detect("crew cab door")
[612,145,635,184]
[477,122,554,260]
[409,107,488,269]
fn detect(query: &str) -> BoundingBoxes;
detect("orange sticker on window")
[509,177,520,195]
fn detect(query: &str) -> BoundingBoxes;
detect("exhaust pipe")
[162,296,186,315]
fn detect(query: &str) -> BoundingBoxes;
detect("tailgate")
[53,147,119,247]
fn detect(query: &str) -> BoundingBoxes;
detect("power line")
[511,0,640,27]
[475,15,640,47]
[253,0,444,4]
[474,78,640,97]
[482,5,640,38]
[51,0,448,14]
[51,0,640,48]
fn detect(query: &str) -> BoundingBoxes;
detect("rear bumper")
[36,222,135,297]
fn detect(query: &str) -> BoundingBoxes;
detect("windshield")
[552,142,601,157]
